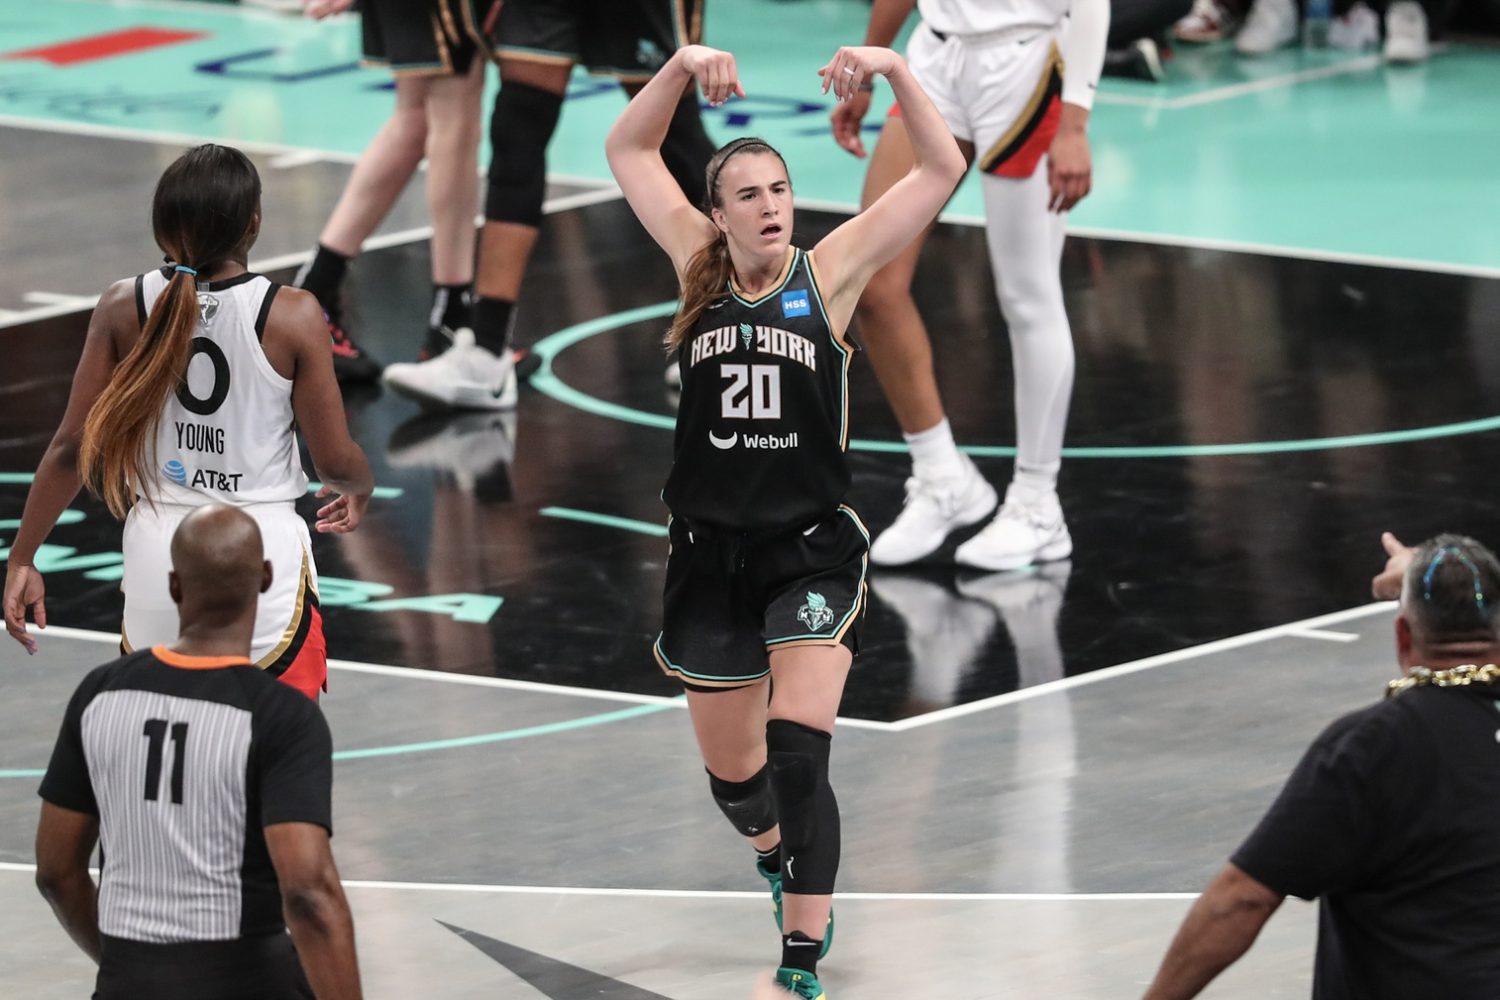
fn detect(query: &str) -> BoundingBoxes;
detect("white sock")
[1010,462,1059,504]
[904,419,965,482]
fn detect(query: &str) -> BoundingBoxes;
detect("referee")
[34,505,361,999]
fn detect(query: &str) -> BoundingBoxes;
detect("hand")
[1371,531,1414,601]
[314,486,370,534]
[818,46,900,103]
[4,564,47,655]
[1046,126,1092,213]
[678,45,744,107]
[830,89,874,158]
[303,0,355,18]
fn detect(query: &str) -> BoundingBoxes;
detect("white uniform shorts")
[905,20,1067,179]
[120,501,326,698]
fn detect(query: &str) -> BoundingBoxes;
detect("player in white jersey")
[3,145,373,700]
[830,0,1108,571]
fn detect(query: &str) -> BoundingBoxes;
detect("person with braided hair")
[1142,533,1500,1000]
[607,41,964,999]
[3,145,372,700]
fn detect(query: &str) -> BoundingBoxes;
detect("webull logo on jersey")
[708,430,799,450]
[797,592,835,631]
[197,293,219,326]
[781,289,811,318]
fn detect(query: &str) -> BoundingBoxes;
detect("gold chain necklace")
[1386,663,1500,698]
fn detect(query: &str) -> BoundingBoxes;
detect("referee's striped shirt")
[39,646,332,944]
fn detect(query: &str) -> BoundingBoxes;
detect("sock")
[473,296,515,356]
[1011,461,1060,504]
[756,842,781,876]
[430,283,473,333]
[781,931,822,975]
[294,244,349,315]
[904,418,965,482]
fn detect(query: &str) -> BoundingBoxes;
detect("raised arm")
[605,45,733,276]
[829,0,918,158]
[273,288,373,533]
[810,47,964,324]
[4,280,131,652]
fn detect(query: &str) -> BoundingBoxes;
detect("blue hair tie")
[174,265,197,276]
[1422,546,1486,610]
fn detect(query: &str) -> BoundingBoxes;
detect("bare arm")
[811,47,965,324]
[273,288,373,533]
[1048,0,1109,212]
[605,46,731,276]
[4,280,132,652]
[1142,863,1284,1000]
[829,0,918,157]
[265,822,362,999]
[35,802,101,963]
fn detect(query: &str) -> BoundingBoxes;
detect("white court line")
[885,601,1394,732]
[0,186,622,331]
[0,863,1194,901]
[1162,56,1384,109]
[792,197,1500,282]
[1285,628,1361,643]
[23,625,893,731]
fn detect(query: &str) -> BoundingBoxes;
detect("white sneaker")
[1329,1,1380,48]
[382,328,517,411]
[869,455,998,566]
[1175,0,1238,42]
[1383,0,1429,62]
[954,486,1072,572]
[386,411,517,491]
[1235,0,1299,54]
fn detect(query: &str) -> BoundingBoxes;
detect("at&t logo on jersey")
[797,592,835,631]
[781,289,811,318]
[162,460,187,485]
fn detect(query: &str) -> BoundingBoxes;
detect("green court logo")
[797,591,835,631]
[740,322,754,349]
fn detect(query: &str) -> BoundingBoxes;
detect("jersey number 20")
[720,364,781,420]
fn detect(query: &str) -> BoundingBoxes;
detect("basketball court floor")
[2,0,1499,996]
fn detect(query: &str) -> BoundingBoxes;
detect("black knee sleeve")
[767,720,839,896]
[659,90,715,209]
[485,83,563,226]
[708,764,779,838]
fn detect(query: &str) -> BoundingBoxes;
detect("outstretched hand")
[679,45,745,107]
[818,46,900,103]
[1371,531,1414,601]
[314,486,369,534]
[4,564,46,655]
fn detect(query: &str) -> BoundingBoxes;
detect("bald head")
[168,505,271,620]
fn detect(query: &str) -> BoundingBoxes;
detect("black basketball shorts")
[654,505,869,690]
[94,932,313,1000]
[493,0,705,81]
[362,0,499,76]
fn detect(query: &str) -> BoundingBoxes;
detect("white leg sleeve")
[980,163,1075,485]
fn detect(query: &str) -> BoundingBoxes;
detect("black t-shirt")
[40,647,333,944]
[664,247,854,532]
[1232,684,1500,999]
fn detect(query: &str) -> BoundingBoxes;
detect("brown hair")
[666,137,788,352]
[79,144,261,518]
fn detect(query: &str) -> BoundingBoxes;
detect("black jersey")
[663,248,853,532]
[39,647,333,945]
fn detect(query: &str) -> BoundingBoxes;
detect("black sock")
[780,931,821,976]
[295,244,349,314]
[473,297,515,356]
[756,843,781,876]
[430,283,474,332]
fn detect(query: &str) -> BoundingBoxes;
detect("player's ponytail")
[667,138,787,352]
[78,145,262,518]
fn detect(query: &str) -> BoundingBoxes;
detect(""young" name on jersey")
[689,324,817,372]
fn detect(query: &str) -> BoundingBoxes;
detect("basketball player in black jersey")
[35,504,360,999]
[607,43,964,999]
